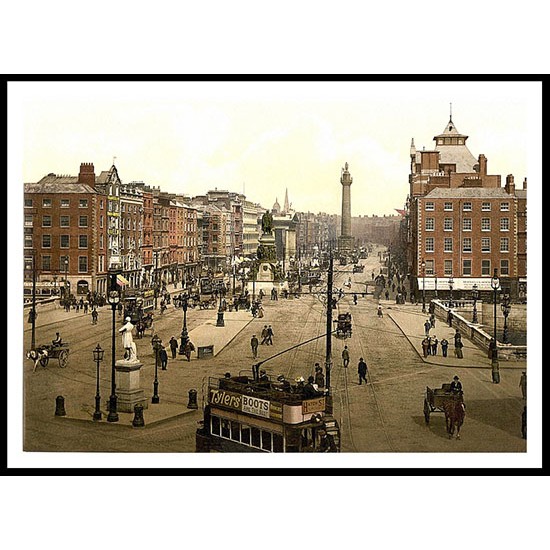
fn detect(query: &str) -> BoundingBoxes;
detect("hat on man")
[125,317,131,322]
[453,375,459,380]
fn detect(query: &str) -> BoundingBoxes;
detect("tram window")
[230,421,240,442]
[221,420,230,439]
[261,431,272,452]
[211,415,220,436]
[251,427,261,448]
[273,433,283,453]
[241,425,251,445]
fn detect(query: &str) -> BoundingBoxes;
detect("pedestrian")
[91,308,98,325]
[159,345,168,370]
[385,290,389,300]
[377,304,383,318]
[266,325,274,345]
[430,313,436,328]
[260,325,268,345]
[424,319,431,336]
[431,336,438,356]
[454,338,464,359]
[84,300,89,314]
[183,340,195,362]
[169,336,179,359]
[447,309,453,327]
[358,357,368,385]
[342,345,350,368]
[519,371,527,400]
[353,293,358,305]
[251,334,259,358]
[521,406,527,439]
[426,335,432,355]
[440,338,449,357]
[314,364,325,388]
[421,337,429,358]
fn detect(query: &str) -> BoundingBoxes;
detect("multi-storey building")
[407,116,527,300]
[24,163,110,298]
[120,183,144,288]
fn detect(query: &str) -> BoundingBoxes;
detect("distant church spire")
[283,188,289,214]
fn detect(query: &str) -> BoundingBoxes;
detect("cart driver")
[450,375,463,394]
[52,332,62,346]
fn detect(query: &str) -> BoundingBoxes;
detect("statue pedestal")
[115,360,148,413]
[257,262,275,282]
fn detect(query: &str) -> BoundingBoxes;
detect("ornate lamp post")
[92,344,104,421]
[501,293,511,344]
[151,333,161,403]
[448,276,454,308]
[471,284,479,324]
[491,269,500,384]
[106,271,121,422]
[178,289,189,355]
[421,259,426,313]
[216,281,225,327]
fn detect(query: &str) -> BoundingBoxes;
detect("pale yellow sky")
[11,80,541,216]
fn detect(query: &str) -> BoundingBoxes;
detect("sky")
[11,79,541,217]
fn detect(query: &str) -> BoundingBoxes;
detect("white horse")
[26,348,49,373]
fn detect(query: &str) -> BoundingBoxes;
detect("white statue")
[119,317,138,362]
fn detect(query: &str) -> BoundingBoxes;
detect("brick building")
[407,116,527,301]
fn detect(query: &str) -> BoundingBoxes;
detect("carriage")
[353,264,364,273]
[32,342,70,369]
[336,312,352,338]
[135,312,154,338]
[423,384,463,422]
[423,384,465,438]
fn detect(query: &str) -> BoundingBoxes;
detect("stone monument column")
[338,162,355,255]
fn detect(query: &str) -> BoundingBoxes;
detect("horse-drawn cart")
[336,312,352,338]
[31,342,70,369]
[424,384,465,438]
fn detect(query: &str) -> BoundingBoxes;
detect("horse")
[26,347,49,373]
[443,396,466,439]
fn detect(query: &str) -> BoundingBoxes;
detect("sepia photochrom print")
[9,78,542,470]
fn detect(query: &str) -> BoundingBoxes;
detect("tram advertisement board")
[210,388,277,420]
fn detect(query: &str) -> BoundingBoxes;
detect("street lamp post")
[64,258,69,299]
[501,293,511,344]
[106,271,120,422]
[25,253,37,350]
[178,289,189,354]
[448,276,454,308]
[216,282,225,327]
[152,334,160,403]
[421,259,426,313]
[491,269,500,384]
[92,344,104,421]
[472,284,479,324]
[154,253,159,310]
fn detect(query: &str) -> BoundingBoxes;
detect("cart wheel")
[423,400,430,424]
[59,350,69,368]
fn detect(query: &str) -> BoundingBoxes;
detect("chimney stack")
[78,162,95,187]
[478,154,487,176]
[505,174,515,195]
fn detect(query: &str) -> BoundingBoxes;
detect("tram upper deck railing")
[207,375,327,407]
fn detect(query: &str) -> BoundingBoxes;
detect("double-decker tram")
[196,373,341,452]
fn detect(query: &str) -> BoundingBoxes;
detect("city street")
[21,247,526,454]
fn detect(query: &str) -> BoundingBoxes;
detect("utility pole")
[325,248,333,395]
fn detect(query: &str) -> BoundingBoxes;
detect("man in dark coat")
[358,357,368,385]
[159,345,168,370]
[169,337,178,359]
